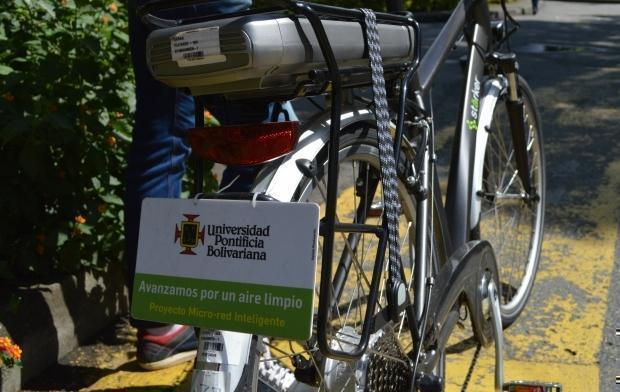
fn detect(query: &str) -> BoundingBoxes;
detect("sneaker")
[137,325,198,370]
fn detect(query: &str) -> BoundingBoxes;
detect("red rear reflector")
[513,387,544,392]
[505,381,562,392]
[188,121,299,166]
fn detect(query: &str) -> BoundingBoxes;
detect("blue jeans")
[125,0,294,328]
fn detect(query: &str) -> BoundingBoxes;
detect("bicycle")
[132,0,545,390]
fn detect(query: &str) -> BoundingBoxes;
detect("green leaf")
[99,193,123,206]
[37,0,56,18]
[108,175,121,186]
[112,30,129,44]
[79,223,92,235]
[57,232,69,247]
[0,65,14,75]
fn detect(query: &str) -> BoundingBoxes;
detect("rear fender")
[252,107,377,201]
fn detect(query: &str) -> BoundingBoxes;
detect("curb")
[0,264,128,392]
[0,369,19,392]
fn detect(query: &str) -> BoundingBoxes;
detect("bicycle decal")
[468,75,482,131]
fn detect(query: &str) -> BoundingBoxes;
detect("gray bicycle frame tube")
[409,0,492,322]
[256,0,495,332]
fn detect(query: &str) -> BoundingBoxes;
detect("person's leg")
[125,0,193,326]
[125,0,200,370]
[125,0,252,370]
[125,0,298,370]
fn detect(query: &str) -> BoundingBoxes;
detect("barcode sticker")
[170,27,226,67]
[203,341,224,351]
[196,330,250,365]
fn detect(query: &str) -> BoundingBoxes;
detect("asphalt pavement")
[429,1,620,390]
[24,1,620,390]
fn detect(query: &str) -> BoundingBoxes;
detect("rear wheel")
[479,77,545,326]
[258,124,418,391]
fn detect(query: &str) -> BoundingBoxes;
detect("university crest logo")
[174,214,205,255]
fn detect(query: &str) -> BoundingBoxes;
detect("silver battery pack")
[146,12,416,99]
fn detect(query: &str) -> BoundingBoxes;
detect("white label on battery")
[197,330,251,366]
[170,27,226,67]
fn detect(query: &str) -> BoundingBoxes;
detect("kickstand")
[488,280,504,392]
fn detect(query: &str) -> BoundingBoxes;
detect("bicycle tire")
[478,76,545,326]
[256,123,419,391]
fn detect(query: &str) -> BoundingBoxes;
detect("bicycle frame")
[248,0,506,382]
[412,0,494,324]
[136,0,527,388]
[261,0,508,384]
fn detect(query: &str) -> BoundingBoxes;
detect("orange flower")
[2,92,14,102]
[106,135,117,148]
[204,109,213,121]
[114,111,124,119]
[108,2,118,13]
[35,243,45,256]
[101,15,110,25]
[0,337,22,361]
[74,215,86,224]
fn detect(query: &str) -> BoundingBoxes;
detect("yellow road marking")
[82,159,619,391]
[448,160,620,388]
[84,360,193,391]
[446,346,599,391]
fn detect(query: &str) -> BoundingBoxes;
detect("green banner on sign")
[131,273,314,340]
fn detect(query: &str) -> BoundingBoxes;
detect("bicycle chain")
[460,343,482,392]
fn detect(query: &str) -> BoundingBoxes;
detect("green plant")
[0,0,133,278]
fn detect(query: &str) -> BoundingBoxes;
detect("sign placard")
[131,198,319,340]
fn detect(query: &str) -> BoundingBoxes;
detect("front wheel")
[479,76,545,326]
